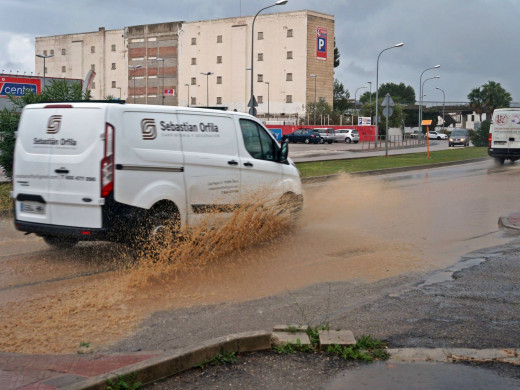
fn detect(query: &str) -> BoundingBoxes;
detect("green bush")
[0,109,19,179]
[471,121,490,147]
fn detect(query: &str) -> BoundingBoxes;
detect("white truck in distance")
[488,108,520,164]
[13,103,303,250]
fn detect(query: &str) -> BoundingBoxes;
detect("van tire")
[43,236,78,250]
[133,206,181,258]
[494,157,506,165]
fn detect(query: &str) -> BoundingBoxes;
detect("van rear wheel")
[43,236,78,250]
[133,208,181,259]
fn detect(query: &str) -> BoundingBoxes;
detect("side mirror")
[279,140,289,163]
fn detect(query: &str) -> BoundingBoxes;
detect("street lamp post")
[375,43,404,147]
[185,83,190,107]
[436,87,445,131]
[200,72,213,107]
[249,0,288,116]
[157,58,165,105]
[418,65,440,131]
[264,81,270,121]
[310,74,317,125]
[421,75,440,127]
[35,53,54,91]
[367,81,372,105]
[128,65,142,104]
[354,85,368,126]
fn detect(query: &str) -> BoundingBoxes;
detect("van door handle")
[227,160,238,166]
[244,162,254,167]
[55,168,69,174]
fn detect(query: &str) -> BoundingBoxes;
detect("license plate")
[20,202,46,215]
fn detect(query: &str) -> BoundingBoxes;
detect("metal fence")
[361,134,427,150]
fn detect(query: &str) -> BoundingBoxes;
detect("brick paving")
[0,352,160,390]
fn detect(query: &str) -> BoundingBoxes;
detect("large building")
[34,10,334,122]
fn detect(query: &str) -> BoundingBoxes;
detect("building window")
[287,51,293,59]
[61,66,66,73]
[90,46,95,53]
[258,53,263,61]
[112,81,116,88]
[216,76,222,84]
[111,63,116,70]
[258,96,263,104]
[287,29,293,37]
[217,56,222,64]
[286,73,293,81]
[191,57,197,65]
[217,97,222,104]
[258,31,264,40]
[61,49,66,55]
[91,64,95,71]
[191,77,196,85]
[257,74,263,82]
[43,50,48,56]
[191,37,197,45]
[217,35,222,43]
[191,96,197,105]
[50,49,54,55]
[91,82,96,89]
[286,95,293,103]
[111,44,116,52]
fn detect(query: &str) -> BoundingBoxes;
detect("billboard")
[165,88,175,96]
[316,27,327,61]
[0,76,41,97]
[358,117,372,126]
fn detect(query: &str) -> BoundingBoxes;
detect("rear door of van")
[14,103,106,228]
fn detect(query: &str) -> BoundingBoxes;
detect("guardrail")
[361,135,427,150]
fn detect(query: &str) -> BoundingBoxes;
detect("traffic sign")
[249,107,257,116]
[248,96,258,108]
[381,93,394,107]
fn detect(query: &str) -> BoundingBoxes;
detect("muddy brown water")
[1,162,518,354]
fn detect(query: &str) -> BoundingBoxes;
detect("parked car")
[314,128,335,144]
[334,129,359,143]
[449,129,470,147]
[283,129,321,144]
[428,131,448,140]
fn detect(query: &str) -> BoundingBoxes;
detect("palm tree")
[481,81,512,120]
[467,87,484,122]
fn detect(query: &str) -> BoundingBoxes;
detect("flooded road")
[1,159,519,354]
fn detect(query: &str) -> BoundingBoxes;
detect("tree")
[360,100,405,134]
[334,38,340,68]
[467,87,485,122]
[333,79,350,112]
[0,80,90,180]
[471,120,490,147]
[480,81,512,119]
[359,82,415,105]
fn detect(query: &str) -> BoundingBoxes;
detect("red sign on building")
[316,27,328,61]
[0,76,41,97]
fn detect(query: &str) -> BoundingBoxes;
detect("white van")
[13,102,303,249]
[489,108,520,164]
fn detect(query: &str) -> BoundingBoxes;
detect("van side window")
[239,119,276,161]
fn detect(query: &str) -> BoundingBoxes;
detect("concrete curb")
[388,348,520,365]
[301,157,490,184]
[62,331,271,390]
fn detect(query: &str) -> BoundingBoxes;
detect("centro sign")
[0,76,41,97]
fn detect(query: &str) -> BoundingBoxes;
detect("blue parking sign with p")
[318,37,326,52]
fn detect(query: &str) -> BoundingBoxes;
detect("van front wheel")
[43,235,78,250]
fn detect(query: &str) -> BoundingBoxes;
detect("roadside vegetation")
[296,147,488,178]
[0,183,11,212]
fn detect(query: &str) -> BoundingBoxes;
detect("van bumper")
[14,219,108,240]
[488,148,520,158]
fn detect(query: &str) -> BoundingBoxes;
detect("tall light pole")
[35,53,54,92]
[354,85,368,126]
[249,0,288,116]
[418,65,440,131]
[264,81,270,121]
[310,74,317,125]
[421,75,440,127]
[375,42,404,147]
[200,72,213,107]
[157,58,165,105]
[128,65,142,104]
[185,83,190,107]
[367,81,372,105]
[436,87,445,131]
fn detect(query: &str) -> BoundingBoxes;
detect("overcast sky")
[2,0,518,103]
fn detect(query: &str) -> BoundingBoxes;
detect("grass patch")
[295,147,488,178]
[194,350,238,369]
[0,182,12,212]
